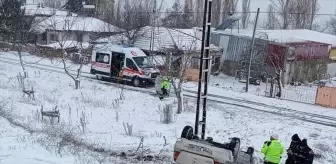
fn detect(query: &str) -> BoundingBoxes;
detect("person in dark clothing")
[285,134,301,164]
[297,139,314,164]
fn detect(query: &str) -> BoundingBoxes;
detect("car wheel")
[132,77,140,87]
[181,125,194,140]
[230,137,241,162]
[96,75,102,80]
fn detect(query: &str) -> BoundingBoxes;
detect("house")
[32,15,121,45]
[96,26,222,79]
[211,29,336,83]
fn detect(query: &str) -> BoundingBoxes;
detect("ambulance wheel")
[181,126,194,140]
[230,137,241,162]
[132,77,140,87]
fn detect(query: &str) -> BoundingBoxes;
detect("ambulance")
[90,43,160,87]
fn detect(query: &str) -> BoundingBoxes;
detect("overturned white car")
[173,126,255,164]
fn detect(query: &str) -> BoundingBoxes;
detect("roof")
[33,15,121,33]
[94,43,147,57]
[22,4,75,16]
[213,29,336,46]
[97,26,221,52]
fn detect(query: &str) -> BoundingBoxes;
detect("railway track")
[1,56,336,128]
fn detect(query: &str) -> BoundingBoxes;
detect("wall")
[327,63,336,78]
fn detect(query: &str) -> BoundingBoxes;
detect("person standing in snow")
[160,78,169,99]
[297,139,314,164]
[285,134,302,164]
[261,134,284,164]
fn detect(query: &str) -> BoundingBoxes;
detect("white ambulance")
[90,43,160,87]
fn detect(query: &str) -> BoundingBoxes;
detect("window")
[50,33,58,41]
[126,58,138,70]
[133,56,153,68]
[96,53,110,64]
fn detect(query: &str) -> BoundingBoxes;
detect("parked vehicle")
[90,44,160,87]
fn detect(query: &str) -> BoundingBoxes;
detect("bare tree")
[327,16,336,35]
[263,4,279,29]
[271,0,320,29]
[95,0,115,23]
[212,0,222,27]
[271,0,292,29]
[309,0,320,30]
[241,0,251,29]
[113,0,152,44]
[42,15,91,89]
[222,0,238,19]
[162,28,200,114]
[0,0,35,78]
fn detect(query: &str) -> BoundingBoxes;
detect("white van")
[90,44,160,87]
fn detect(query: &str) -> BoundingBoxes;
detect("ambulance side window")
[126,58,138,71]
[96,53,110,64]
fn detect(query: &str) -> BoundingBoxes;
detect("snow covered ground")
[0,52,336,163]
[0,117,78,164]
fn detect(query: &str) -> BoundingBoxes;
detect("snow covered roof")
[97,26,221,52]
[41,41,90,49]
[22,4,75,16]
[34,15,121,33]
[213,29,336,46]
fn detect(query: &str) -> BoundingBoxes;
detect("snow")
[42,41,91,50]
[0,117,77,164]
[0,51,336,163]
[34,15,121,33]
[97,26,221,52]
[213,29,336,46]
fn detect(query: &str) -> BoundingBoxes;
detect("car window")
[126,58,138,70]
[96,53,110,64]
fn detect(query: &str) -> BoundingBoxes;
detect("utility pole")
[194,0,212,140]
[246,8,260,92]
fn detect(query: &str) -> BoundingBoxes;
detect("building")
[211,29,336,83]
[32,15,121,45]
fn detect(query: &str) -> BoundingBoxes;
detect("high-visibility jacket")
[160,80,169,89]
[261,139,284,164]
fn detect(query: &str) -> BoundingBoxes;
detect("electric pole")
[194,0,212,140]
[246,8,260,92]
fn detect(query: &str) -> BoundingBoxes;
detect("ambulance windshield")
[133,56,153,68]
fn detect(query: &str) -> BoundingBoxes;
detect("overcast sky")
[26,0,336,27]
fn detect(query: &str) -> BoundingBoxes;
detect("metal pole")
[194,0,209,137]
[201,0,212,140]
[245,8,260,92]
